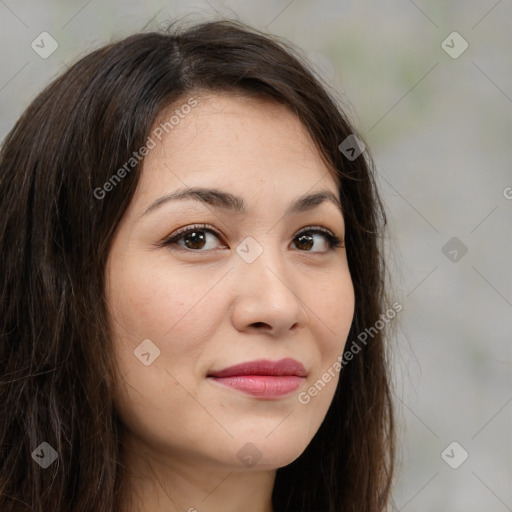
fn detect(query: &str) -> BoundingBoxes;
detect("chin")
[226,432,310,471]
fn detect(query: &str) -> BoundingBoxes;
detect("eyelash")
[160,223,344,253]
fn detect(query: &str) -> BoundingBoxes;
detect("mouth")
[207,358,307,398]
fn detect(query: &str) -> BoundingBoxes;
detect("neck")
[118,433,276,512]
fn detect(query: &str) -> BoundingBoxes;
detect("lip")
[208,358,307,378]
[207,358,307,398]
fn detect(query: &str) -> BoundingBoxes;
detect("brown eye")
[181,230,207,250]
[162,224,343,253]
[292,228,344,252]
[294,233,314,251]
[163,224,227,251]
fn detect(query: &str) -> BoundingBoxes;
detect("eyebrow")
[142,187,343,218]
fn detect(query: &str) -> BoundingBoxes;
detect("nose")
[230,244,309,337]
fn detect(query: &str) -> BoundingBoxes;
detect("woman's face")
[105,92,355,473]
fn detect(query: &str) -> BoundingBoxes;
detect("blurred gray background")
[1,1,510,510]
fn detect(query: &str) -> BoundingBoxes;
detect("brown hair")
[0,19,395,512]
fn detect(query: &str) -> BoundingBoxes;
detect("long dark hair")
[0,19,395,512]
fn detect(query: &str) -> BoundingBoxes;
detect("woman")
[0,19,395,512]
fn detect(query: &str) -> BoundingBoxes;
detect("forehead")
[130,92,340,213]
[148,92,336,176]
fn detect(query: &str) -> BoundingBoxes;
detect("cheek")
[108,257,223,351]
[106,258,230,433]
[108,261,225,446]
[304,270,354,411]
[311,269,355,353]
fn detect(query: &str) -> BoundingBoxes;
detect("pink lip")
[207,358,307,398]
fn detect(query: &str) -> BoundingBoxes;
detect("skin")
[105,92,355,512]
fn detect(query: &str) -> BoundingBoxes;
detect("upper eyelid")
[166,223,223,241]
